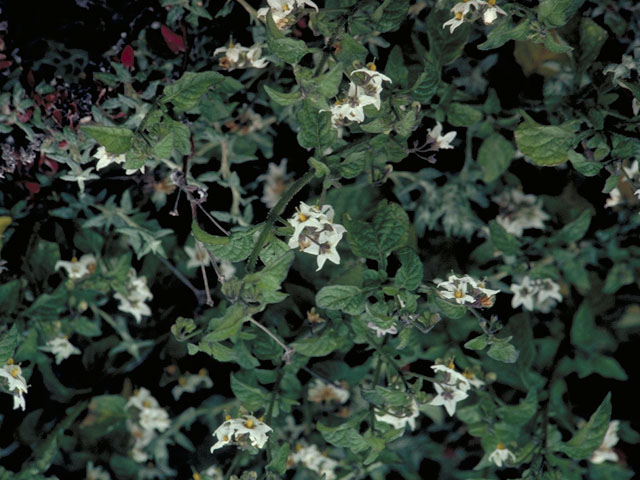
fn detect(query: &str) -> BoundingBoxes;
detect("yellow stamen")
[296,443,303,452]
[367,62,377,71]
[225,414,232,421]
[454,290,464,299]
[7,358,14,365]
[258,415,264,422]
[298,213,308,222]
[455,11,463,20]
[283,3,290,11]
[143,400,151,408]
[193,473,202,480]
[447,361,455,370]
[72,256,78,263]
[11,368,19,378]
[199,368,207,376]
[497,442,505,450]
[245,418,255,428]
[223,435,229,441]
[488,0,496,4]
[179,377,187,386]
[463,371,474,379]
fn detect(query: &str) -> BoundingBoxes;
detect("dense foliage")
[0,0,639,479]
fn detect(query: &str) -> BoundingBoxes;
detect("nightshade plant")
[0,0,639,479]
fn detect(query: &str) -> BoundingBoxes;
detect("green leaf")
[394,248,423,291]
[160,71,224,111]
[269,38,309,64]
[316,285,365,316]
[0,325,18,365]
[317,422,369,454]
[425,7,470,66]
[297,100,336,151]
[371,0,409,33]
[554,210,591,244]
[478,19,533,51]
[385,45,408,88]
[557,393,611,460]
[267,442,290,474]
[570,303,616,352]
[205,304,246,342]
[192,221,255,262]
[603,174,619,193]
[514,113,579,166]
[579,18,607,70]
[71,317,102,337]
[447,103,483,127]
[411,61,439,103]
[292,325,349,357]
[316,62,344,98]
[464,335,488,351]
[152,117,191,159]
[433,296,466,320]
[335,34,368,67]
[497,390,538,425]
[603,263,634,294]
[81,125,134,155]
[489,220,521,256]
[538,0,585,28]
[343,200,410,262]
[80,395,129,441]
[487,338,519,363]
[581,354,628,381]
[27,239,60,282]
[478,133,515,182]
[568,150,602,176]
[230,374,268,411]
[0,280,20,314]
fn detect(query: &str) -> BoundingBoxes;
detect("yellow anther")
[72,256,78,263]
[7,358,14,365]
[245,418,255,429]
[11,368,19,378]
[143,400,151,408]
[447,361,455,370]
[283,3,290,11]
[454,290,464,299]
[497,442,505,450]
[488,0,496,4]
[298,213,308,222]
[193,473,202,480]
[223,435,229,441]
[258,415,264,422]
[455,11,463,20]
[179,377,187,386]
[296,443,303,451]
[225,414,232,421]
[199,368,207,376]
[463,371,474,379]
[366,62,377,71]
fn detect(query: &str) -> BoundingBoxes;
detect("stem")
[265,366,285,463]
[233,0,260,20]
[156,255,206,305]
[246,169,315,272]
[248,316,295,363]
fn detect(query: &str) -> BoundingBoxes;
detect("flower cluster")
[56,253,97,280]
[511,276,562,312]
[94,146,143,175]
[605,160,639,208]
[40,335,81,364]
[375,398,420,430]
[126,387,171,463]
[488,442,517,467]
[210,415,272,452]
[429,363,477,416]
[443,0,507,33]
[115,268,153,323]
[213,41,269,71]
[493,189,550,237]
[171,368,213,400]
[0,358,28,411]
[437,274,500,308]
[327,64,392,128]
[590,420,620,464]
[288,202,346,271]
[257,0,319,30]
[288,443,339,480]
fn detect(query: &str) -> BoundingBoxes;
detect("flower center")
[367,62,377,71]
[298,213,308,222]
[447,361,456,370]
[223,435,229,441]
[7,358,14,365]
[179,377,186,386]
[199,368,207,376]
[225,414,232,421]
[497,442,505,450]
[454,289,464,299]
[456,11,463,20]
[193,473,202,480]
[11,367,19,378]
[283,3,290,11]
[488,0,496,5]
[143,400,151,408]
[245,418,255,429]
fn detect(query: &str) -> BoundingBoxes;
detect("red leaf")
[24,181,41,196]
[121,45,135,69]
[161,25,186,55]
[17,109,33,123]
[0,60,12,70]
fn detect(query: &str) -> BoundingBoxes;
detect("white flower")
[307,379,350,404]
[55,253,97,280]
[480,0,507,25]
[219,259,236,280]
[40,335,81,364]
[94,146,125,170]
[431,363,471,390]
[350,64,393,110]
[129,422,155,463]
[257,0,318,30]
[590,420,620,464]
[86,461,112,480]
[437,274,476,305]
[511,276,562,312]
[258,159,291,208]
[171,369,213,400]
[115,269,153,323]
[488,443,516,467]
[493,189,550,237]
[429,383,468,416]
[0,360,28,410]
[375,399,420,431]
[510,276,535,311]
[61,166,100,193]
[210,415,272,452]
[185,243,210,269]
[201,465,224,480]
[289,444,339,480]
[127,387,160,411]
[139,406,170,432]
[633,98,640,116]
[367,322,398,337]
[214,41,269,70]
[327,84,378,127]
[288,202,346,271]
[427,122,457,149]
[463,370,485,388]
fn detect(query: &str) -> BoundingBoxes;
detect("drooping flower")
[429,383,468,416]
[443,1,506,32]
[258,159,292,208]
[0,359,28,411]
[94,146,144,175]
[185,243,211,269]
[590,420,620,464]
[367,321,398,338]
[481,0,507,24]
[40,335,82,364]
[488,443,517,467]
[427,121,457,150]
[307,379,350,404]
[56,253,97,280]
[210,415,272,452]
[350,63,393,110]
[287,202,346,271]
[326,84,377,127]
